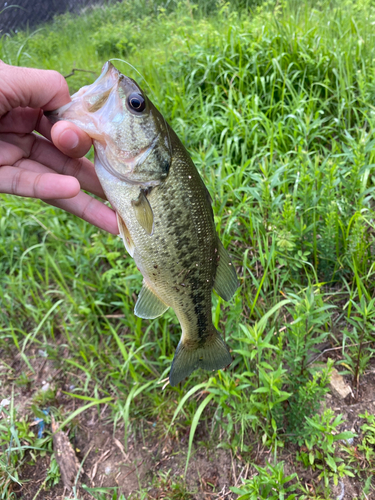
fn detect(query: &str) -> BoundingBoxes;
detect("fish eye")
[127,93,146,113]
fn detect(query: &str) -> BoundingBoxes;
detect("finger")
[0,133,34,164]
[0,163,119,234]
[0,61,71,116]
[0,107,80,145]
[29,134,105,198]
[47,192,119,235]
[0,133,106,199]
[37,113,54,140]
[1,156,118,234]
[0,107,42,134]
[51,121,92,158]
[0,164,80,199]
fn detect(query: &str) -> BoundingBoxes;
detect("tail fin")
[169,328,232,386]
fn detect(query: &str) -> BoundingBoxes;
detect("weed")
[81,486,127,500]
[148,469,192,499]
[14,371,32,390]
[342,411,375,496]
[32,387,56,407]
[297,409,356,489]
[230,461,299,499]
[358,411,375,467]
[285,360,333,443]
[0,393,47,499]
[339,296,375,397]
[283,288,333,381]
[45,454,60,488]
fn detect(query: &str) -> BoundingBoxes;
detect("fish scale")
[47,61,239,386]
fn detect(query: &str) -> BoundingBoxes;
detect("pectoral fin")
[213,238,239,301]
[131,190,154,235]
[135,280,169,319]
[117,213,135,257]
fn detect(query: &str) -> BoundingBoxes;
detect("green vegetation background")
[1,0,375,497]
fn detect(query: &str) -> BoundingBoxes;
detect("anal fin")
[213,238,239,301]
[117,213,135,257]
[135,280,169,319]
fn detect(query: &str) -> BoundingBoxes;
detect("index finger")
[0,61,71,116]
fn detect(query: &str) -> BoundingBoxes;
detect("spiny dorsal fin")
[213,238,239,301]
[117,213,135,257]
[131,190,154,235]
[134,280,169,319]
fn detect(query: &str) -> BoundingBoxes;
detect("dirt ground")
[1,345,375,499]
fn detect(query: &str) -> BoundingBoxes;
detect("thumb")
[0,61,71,116]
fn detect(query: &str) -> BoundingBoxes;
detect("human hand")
[0,61,118,234]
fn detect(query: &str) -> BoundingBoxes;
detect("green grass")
[1,0,375,498]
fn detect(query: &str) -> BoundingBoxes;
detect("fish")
[47,62,238,386]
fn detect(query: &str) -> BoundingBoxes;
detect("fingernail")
[59,129,79,150]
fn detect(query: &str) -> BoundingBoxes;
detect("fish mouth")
[44,61,120,126]
[44,101,75,123]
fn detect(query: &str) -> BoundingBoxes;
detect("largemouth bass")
[48,62,238,386]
